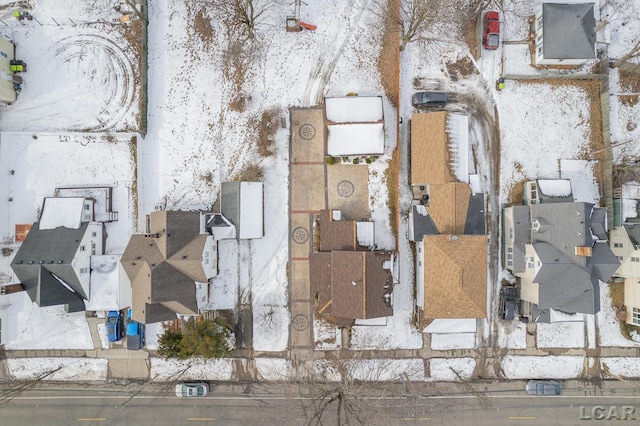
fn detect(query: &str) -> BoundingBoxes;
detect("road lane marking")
[78,419,106,421]
[402,418,430,421]
[508,417,536,420]
[188,418,215,421]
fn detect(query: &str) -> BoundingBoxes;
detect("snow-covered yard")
[1,0,640,384]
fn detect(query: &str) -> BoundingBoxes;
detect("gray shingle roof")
[510,206,530,274]
[514,201,619,316]
[11,222,89,308]
[542,3,596,60]
[411,205,439,241]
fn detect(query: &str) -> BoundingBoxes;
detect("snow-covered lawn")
[603,358,640,378]
[497,82,594,203]
[496,321,528,350]
[5,293,93,350]
[536,321,585,349]
[597,284,640,347]
[428,358,475,382]
[150,358,233,381]
[7,358,108,381]
[431,333,476,350]
[501,355,584,379]
[0,0,140,132]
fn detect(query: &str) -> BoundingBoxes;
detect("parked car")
[483,11,500,50]
[411,91,448,108]
[106,310,124,342]
[526,380,563,396]
[499,286,518,321]
[175,382,209,398]
[125,308,145,350]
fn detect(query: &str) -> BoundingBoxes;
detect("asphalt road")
[3,382,640,426]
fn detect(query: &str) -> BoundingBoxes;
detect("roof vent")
[446,235,459,241]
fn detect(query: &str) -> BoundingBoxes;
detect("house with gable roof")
[309,210,393,325]
[533,3,598,66]
[610,182,640,326]
[408,111,488,324]
[504,179,619,322]
[10,197,104,312]
[121,210,217,324]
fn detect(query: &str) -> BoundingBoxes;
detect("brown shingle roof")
[312,250,394,320]
[309,252,332,313]
[410,112,455,185]
[319,210,357,251]
[422,234,487,319]
[426,182,471,234]
[121,211,207,324]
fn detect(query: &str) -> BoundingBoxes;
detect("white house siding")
[71,222,103,298]
[416,241,425,309]
[201,236,218,278]
[518,244,541,305]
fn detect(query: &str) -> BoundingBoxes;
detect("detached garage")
[324,96,385,156]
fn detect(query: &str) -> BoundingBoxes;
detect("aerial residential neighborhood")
[0,0,639,424]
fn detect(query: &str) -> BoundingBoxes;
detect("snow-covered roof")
[621,199,639,222]
[446,113,469,183]
[325,96,383,123]
[423,318,477,333]
[537,179,572,197]
[622,182,640,200]
[356,221,375,248]
[239,182,263,239]
[86,255,128,311]
[327,123,384,156]
[39,197,86,230]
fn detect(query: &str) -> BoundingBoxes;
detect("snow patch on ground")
[5,298,93,350]
[603,358,640,378]
[496,321,528,350]
[536,321,585,348]
[431,333,476,350]
[428,358,476,382]
[597,283,640,347]
[7,358,108,381]
[150,358,233,381]
[501,356,584,379]
[498,82,593,203]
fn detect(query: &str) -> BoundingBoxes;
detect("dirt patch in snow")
[446,56,478,81]
[618,68,640,107]
[252,108,280,157]
[194,8,215,47]
[233,163,263,182]
[376,0,400,108]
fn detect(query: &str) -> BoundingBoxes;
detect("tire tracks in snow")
[301,0,370,106]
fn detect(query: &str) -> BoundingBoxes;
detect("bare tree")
[211,0,281,40]
[370,0,462,51]
[285,358,427,426]
[611,40,640,68]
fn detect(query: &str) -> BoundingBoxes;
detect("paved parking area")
[289,107,326,349]
[326,163,369,220]
[288,107,372,351]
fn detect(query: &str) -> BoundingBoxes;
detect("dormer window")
[532,221,540,231]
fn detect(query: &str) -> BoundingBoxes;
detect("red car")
[483,11,500,50]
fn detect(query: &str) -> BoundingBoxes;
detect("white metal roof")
[39,197,85,230]
[325,96,383,123]
[327,123,384,156]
